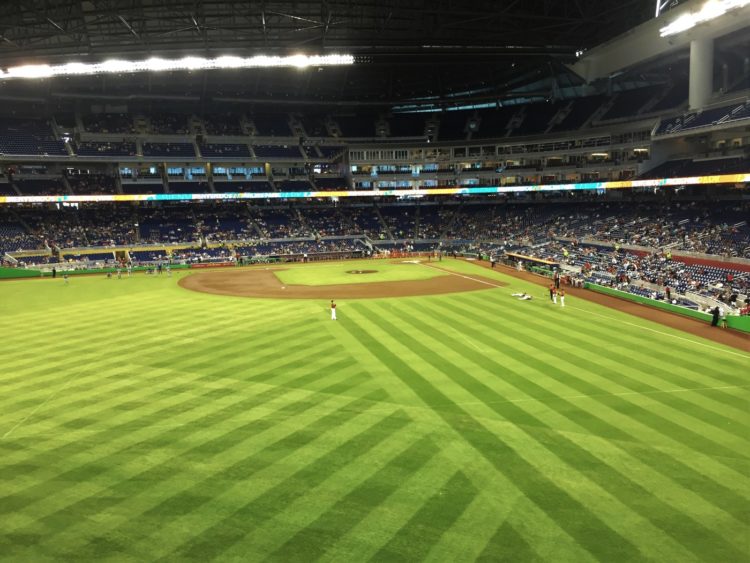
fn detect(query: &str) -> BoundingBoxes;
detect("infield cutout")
[179,266,505,299]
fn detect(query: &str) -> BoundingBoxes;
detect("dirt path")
[178,266,504,299]
[466,259,750,352]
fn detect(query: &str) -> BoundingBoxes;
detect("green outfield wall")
[0,267,42,279]
[0,264,191,280]
[585,283,750,333]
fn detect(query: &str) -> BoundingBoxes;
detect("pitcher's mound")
[179,267,503,299]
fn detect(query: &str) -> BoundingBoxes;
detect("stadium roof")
[0,0,657,107]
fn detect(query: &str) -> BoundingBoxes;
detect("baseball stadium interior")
[1,0,749,560]
[1,1,749,317]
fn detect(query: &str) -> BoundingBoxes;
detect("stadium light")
[0,53,354,81]
[659,0,750,37]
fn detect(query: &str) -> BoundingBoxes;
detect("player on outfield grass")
[331,299,337,320]
[511,292,533,300]
[559,288,565,307]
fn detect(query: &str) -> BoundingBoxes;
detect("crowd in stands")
[142,142,196,158]
[498,240,749,311]
[3,200,747,255]
[67,173,118,195]
[75,141,137,157]
[251,207,308,238]
[203,113,245,136]
[3,199,749,314]
[150,114,190,135]
[83,113,135,134]
[199,143,251,157]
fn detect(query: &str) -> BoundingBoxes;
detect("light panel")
[0,54,354,81]
[659,0,750,37]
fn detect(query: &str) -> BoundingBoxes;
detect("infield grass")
[272,259,442,286]
[0,259,748,562]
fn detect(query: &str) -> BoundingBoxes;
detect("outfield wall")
[585,283,750,333]
[0,264,191,279]
[0,266,41,279]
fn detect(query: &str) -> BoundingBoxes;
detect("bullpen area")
[1,258,748,561]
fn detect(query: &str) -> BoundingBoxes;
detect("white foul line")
[2,375,77,439]
[420,262,505,288]
[419,262,750,360]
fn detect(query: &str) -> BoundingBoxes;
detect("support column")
[689,37,714,110]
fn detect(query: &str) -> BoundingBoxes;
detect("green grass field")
[0,259,747,562]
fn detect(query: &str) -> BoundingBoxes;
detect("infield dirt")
[179,265,504,299]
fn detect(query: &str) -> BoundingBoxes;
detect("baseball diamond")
[1,257,748,561]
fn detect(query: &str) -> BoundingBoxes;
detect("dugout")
[504,252,560,277]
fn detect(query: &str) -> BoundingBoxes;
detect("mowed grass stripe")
[0,304,303,408]
[0,350,362,513]
[410,298,750,510]
[369,471,478,563]
[0,296,306,376]
[441,260,747,370]
[475,518,540,563]
[49,387,391,559]
[414,296,750,460]
[471,294,750,418]
[227,434,442,560]
[153,409,411,562]
[396,298,750,511]
[0,296,302,376]
[444,259,747,363]
[9,371,380,546]
[394,295,744,456]
[444,294,750,458]
[0,325,335,443]
[316,451,475,563]
[0,320,315,425]
[344,311,643,562]
[125,394,404,562]
[356,302,742,559]
[330,320,600,562]
[456,290,749,424]
[463,282,748,374]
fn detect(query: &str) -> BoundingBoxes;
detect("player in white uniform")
[331,300,337,320]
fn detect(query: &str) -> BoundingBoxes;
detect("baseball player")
[559,288,565,307]
[331,299,337,320]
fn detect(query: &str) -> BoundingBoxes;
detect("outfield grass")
[0,259,748,562]
[272,260,442,286]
